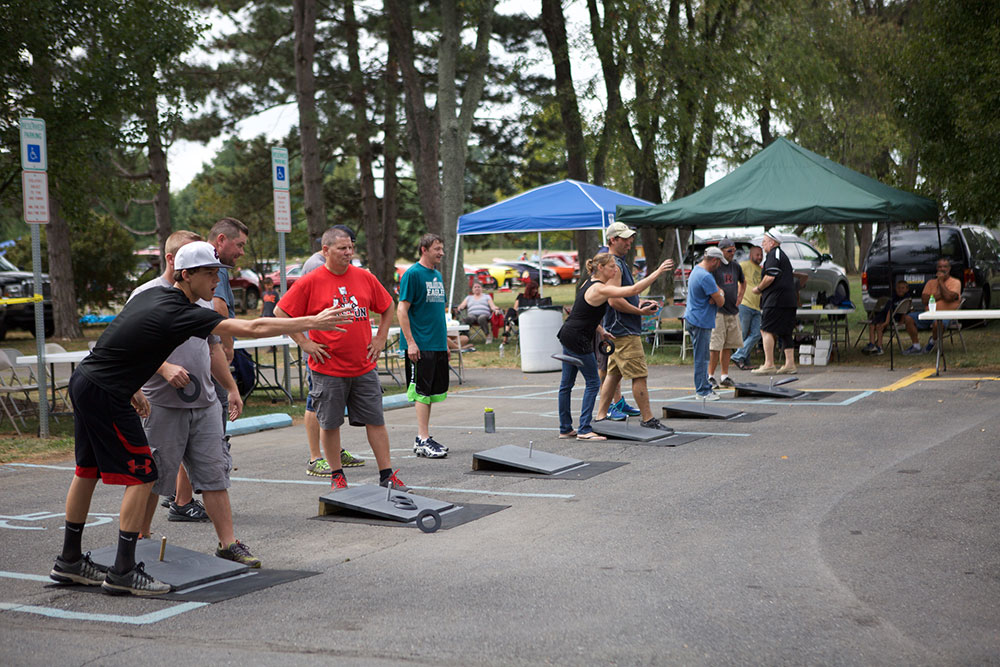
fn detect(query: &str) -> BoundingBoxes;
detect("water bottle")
[484,407,495,433]
[928,295,937,312]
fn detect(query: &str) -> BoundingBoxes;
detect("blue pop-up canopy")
[457,179,652,235]
[449,180,653,305]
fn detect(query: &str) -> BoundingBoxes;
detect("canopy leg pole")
[538,232,543,297]
[676,228,687,300]
[448,235,461,314]
[887,222,894,371]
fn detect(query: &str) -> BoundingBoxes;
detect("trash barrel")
[519,305,564,372]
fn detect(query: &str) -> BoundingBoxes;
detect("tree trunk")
[345,0,384,281]
[543,0,597,290]
[380,38,401,291]
[857,222,873,271]
[293,0,326,245]
[144,93,171,263]
[824,223,847,269]
[386,0,443,243]
[437,0,494,294]
[46,195,82,339]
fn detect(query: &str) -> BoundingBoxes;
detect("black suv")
[0,254,54,339]
[860,224,1000,312]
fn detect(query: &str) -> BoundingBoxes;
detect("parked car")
[542,251,578,270]
[0,254,54,339]
[465,265,496,289]
[230,268,261,313]
[541,258,577,283]
[266,263,304,290]
[478,264,517,289]
[674,235,850,305]
[494,261,561,286]
[860,223,1000,313]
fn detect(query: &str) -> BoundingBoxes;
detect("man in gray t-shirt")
[131,231,261,568]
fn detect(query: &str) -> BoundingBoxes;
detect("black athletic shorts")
[69,373,158,486]
[405,351,450,405]
[761,306,797,347]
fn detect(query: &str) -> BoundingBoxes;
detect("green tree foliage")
[7,214,136,310]
[898,0,1000,221]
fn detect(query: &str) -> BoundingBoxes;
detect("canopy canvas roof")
[615,137,937,228]
[458,179,653,235]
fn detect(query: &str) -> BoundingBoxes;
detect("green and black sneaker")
[341,449,366,467]
[306,457,332,477]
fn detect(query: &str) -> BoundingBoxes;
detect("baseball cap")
[606,222,636,239]
[718,238,735,249]
[174,241,231,271]
[704,246,728,264]
[763,231,780,243]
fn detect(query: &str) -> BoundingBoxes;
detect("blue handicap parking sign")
[27,144,41,163]
[276,166,285,181]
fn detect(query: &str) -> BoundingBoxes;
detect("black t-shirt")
[761,246,797,309]
[557,279,609,354]
[77,287,224,400]
[711,261,745,315]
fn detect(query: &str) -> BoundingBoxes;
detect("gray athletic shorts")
[310,369,385,430]
[144,403,231,495]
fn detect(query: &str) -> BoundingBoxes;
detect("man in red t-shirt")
[276,227,408,491]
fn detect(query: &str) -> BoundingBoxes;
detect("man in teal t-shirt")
[397,234,449,459]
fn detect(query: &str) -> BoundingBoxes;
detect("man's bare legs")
[305,409,322,460]
[321,424,392,471]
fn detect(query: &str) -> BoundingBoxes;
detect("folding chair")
[941,297,967,352]
[652,305,690,360]
[0,351,39,434]
[853,297,889,348]
[42,343,73,413]
[885,298,913,355]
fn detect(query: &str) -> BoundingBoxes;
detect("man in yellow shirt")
[730,245,763,371]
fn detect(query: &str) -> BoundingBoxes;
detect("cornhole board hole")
[89,541,248,590]
[318,484,454,523]
[473,444,585,475]
[591,418,675,443]
[662,402,745,420]
[733,377,805,399]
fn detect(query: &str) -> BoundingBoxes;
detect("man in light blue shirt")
[684,247,725,399]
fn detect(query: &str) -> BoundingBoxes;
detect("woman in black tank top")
[556,253,676,439]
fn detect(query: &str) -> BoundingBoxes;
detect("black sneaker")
[101,562,171,596]
[719,377,736,388]
[159,494,175,509]
[708,377,719,389]
[50,552,108,586]
[640,417,674,434]
[168,499,210,522]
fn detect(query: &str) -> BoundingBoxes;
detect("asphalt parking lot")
[2,363,998,665]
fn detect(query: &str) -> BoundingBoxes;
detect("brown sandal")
[558,430,577,439]
[576,432,607,441]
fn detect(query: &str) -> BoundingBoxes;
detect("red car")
[229,268,261,313]
[266,263,305,290]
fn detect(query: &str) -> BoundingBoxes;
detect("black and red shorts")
[69,373,158,486]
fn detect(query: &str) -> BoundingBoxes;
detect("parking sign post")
[20,117,49,437]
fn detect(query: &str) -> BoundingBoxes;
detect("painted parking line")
[880,368,936,391]
[0,599,208,625]
[0,465,574,499]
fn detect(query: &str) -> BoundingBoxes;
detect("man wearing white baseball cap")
[51,240,351,597]
[593,222,674,431]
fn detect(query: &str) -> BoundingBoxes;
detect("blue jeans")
[688,324,713,396]
[557,347,600,434]
[731,305,762,364]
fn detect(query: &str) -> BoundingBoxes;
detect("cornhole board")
[472,444,585,475]
[591,418,675,442]
[733,377,804,399]
[318,484,454,523]
[89,541,248,590]
[662,402,745,420]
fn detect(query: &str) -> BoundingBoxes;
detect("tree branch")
[94,198,157,235]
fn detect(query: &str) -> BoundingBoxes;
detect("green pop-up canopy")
[615,137,937,227]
